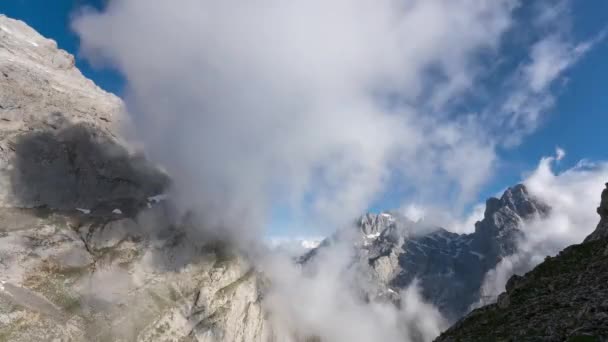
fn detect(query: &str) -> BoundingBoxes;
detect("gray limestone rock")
[0,15,168,211]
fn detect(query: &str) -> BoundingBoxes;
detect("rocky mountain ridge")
[303,184,550,321]
[435,183,608,341]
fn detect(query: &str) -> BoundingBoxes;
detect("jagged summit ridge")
[304,184,550,321]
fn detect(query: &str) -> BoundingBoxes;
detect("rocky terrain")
[434,183,608,342]
[0,15,273,342]
[303,184,550,321]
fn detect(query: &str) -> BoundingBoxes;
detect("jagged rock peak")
[483,184,549,220]
[360,212,399,236]
[584,182,608,242]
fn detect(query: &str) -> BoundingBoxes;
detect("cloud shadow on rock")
[9,120,169,216]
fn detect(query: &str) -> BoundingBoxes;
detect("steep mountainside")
[304,184,550,321]
[435,183,608,342]
[0,15,273,342]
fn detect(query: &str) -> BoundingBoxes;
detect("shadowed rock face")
[10,123,168,212]
[585,183,608,242]
[0,14,156,209]
[434,183,608,342]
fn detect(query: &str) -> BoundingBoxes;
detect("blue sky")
[2,1,608,236]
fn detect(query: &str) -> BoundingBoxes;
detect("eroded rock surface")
[0,15,272,342]
[0,206,274,342]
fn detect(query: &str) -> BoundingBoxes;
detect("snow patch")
[365,232,381,239]
[112,208,123,215]
[76,208,90,215]
[301,239,322,249]
[148,193,168,203]
[469,251,485,260]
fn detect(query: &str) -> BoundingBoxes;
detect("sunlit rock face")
[304,184,550,322]
[0,15,275,342]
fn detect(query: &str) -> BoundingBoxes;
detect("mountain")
[435,183,608,341]
[3,13,598,342]
[303,184,550,321]
[0,15,273,341]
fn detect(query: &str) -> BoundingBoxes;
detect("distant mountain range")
[302,184,550,321]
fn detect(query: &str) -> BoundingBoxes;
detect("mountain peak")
[483,184,548,221]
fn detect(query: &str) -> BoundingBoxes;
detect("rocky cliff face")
[435,186,608,341]
[0,15,273,342]
[0,14,167,211]
[585,183,608,243]
[304,184,550,321]
[0,206,274,342]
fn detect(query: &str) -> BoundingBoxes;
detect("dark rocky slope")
[435,183,608,342]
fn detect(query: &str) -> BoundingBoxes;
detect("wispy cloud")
[492,2,606,145]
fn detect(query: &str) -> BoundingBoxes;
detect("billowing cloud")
[72,0,522,242]
[258,239,447,342]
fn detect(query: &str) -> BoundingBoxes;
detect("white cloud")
[555,146,566,161]
[402,204,426,223]
[73,0,521,241]
[258,240,447,342]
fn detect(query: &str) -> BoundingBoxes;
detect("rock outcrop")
[0,206,274,342]
[585,183,608,242]
[0,15,272,342]
[434,184,608,342]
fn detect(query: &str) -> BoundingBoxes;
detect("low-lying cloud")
[257,238,447,342]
